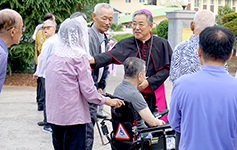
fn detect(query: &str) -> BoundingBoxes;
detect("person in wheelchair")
[113,57,165,131]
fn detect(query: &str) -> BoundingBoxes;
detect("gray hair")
[43,19,57,28]
[132,10,153,25]
[70,12,87,21]
[94,3,113,15]
[0,9,21,33]
[193,10,215,33]
[123,57,145,79]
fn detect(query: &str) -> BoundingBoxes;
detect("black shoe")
[97,114,107,119]
[43,126,52,134]
[37,121,45,126]
[38,105,44,111]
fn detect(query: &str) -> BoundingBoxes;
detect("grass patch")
[112,33,133,42]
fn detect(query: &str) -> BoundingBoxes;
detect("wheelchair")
[100,93,176,150]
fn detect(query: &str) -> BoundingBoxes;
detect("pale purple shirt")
[45,54,106,125]
[0,37,8,93]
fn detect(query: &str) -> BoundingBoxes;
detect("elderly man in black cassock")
[90,9,172,122]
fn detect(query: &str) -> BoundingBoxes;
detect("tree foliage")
[222,12,237,55]
[157,19,168,39]
[216,4,235,26]
[0,0,107,73]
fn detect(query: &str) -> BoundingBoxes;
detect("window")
[218,0,221,5]
[210,0,214,5]
[194,0,199,7]
[233,0,235,6]
[125,0,131,3]
[148,0,156,5]
[225,0,230,6]
[203,0,206,4]
[139,0,145,3]
[125,13,131,15]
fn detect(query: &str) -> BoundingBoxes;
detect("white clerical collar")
[142,34,151,43]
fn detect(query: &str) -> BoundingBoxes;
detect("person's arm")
[138,40,173,91]
[34,40,52,78]
[77,56,124,107]
[0,53,7,92]
[98,65,108,90]
[168,83,181,132]
[169,44,182,84]
[139,107,165,127]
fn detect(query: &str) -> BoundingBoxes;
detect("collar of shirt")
[189,34,199,43]
[0,37,8,55]
[91,25,105,44]
[136,32,152,44]
[202,64,227,73]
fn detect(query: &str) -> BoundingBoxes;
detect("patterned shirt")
[0,37,8,93]
[169,34,201,83]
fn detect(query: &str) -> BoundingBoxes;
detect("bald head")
[193,10,215,34]
[0,9,22,33]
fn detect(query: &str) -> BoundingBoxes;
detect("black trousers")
[51,124,86,150]
[85,103,97,150]
[36,75,44,111]
[175,131,181,150]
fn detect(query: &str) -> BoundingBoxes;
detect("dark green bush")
[157,19,168,39]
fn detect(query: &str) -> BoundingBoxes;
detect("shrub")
[110,23,117,31]
[110,23,123,31]
[157,19,168,39]
[151,27,157,34]
[216,4,235,25]
[112,33,133,42]
[222,12,237,24]
[115,24,123,31]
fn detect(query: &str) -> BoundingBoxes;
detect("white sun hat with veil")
[54,16,92,60]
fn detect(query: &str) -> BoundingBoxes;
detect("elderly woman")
[45,16,124,150]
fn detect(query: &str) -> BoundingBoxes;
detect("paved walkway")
[0,65,173,150]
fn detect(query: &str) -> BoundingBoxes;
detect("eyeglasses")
[7,25,26,32]
[42,26,55,30]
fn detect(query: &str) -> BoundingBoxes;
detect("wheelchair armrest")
[138,124,172,135]
[104,93,124,100]
[154,109,169,119]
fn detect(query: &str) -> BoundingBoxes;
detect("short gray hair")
[123,57,145,79]
[193,10,215,33]
[132,10,153,25]
[94,3,113,15]
[43,19,57,28]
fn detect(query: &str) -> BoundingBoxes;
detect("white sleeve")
[35,39,53,78]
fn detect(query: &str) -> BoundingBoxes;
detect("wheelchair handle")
[154,109,169,119]
[103,93,124,100]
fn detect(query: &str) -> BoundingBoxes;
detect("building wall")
[110,0,149,17]
[187,0,237,14]
[153,15,167,25]
[110,0,237,24]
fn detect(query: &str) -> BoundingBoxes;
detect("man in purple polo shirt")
[0,9,24,93]
[169,26,237,150]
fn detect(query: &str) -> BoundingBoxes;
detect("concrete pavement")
[0,65,173,150]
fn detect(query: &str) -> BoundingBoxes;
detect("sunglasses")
[42,26,55,30]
